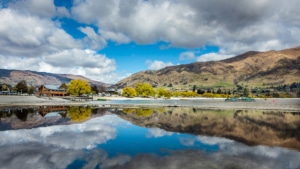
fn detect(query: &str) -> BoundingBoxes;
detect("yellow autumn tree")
[156,87,172,99]
[122,87,137,97]
[68,79,91,96]
[135,83,156,97]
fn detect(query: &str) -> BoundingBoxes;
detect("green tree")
[192,85,196,92]
[27,85,35,95]
[243,87,250,97]
[15,80,28,93]
[68,79,91,96]
[91,85,99,94]
[135,83,156,97]
[122,87,137,97]
[197,89,205,95]
[59,83,68,90]
[1,84,11,92]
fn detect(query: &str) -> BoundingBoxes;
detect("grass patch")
[213,81,235,88]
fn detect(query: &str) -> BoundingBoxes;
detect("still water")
[0,106,300,169]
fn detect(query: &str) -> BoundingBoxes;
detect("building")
[105,88,117,96]
[37,85,67,97]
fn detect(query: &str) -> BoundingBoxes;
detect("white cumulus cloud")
[179,52,196,60]
[0,8,81,57]
[71,0,300,54]
[197,53,234,62]
[146,60,173,70]
[79,26,107,50]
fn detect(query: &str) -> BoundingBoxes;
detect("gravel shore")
[0,95,299,111]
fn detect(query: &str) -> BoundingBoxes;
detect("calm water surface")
[0,106,299,169]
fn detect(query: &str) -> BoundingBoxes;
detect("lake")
[0,105,300,169]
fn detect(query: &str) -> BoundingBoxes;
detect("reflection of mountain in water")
[0,106,110,130]
[114,108,300,151]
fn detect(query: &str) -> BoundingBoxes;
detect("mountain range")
[114,46,300,89]
[0,69,106,86]
[0,46,299,88]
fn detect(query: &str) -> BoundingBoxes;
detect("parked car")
[225,97,255,102]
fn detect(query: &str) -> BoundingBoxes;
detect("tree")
[135,83,144,96]
[91,85,99,94]
[68,79,91,96]
[98,85,106,93]
[15,80,28,93]
[135,83,156,97]
[122,87,137,97]
[1,84,11,91]
[243,87,250,97]
[27,86,35,95]
[59,83,68,90]
[197,89,205,95]
[156,87,172,99]
[192,85,196,92]
[203,92,215,98]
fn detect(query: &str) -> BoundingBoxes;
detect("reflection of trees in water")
[14,109,28,121]
[91,108,109,115]
[0,108,35,121]
[59,112,68,118]
[68,106,92,122]
[0,106,109,123]
[0,109,14,118]
[38,106,68,117]
[123,108,154,117]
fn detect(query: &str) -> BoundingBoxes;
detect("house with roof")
[37,85,67,97]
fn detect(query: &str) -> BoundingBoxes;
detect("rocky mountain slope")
[0,69,106,86]
[114,46,300,89]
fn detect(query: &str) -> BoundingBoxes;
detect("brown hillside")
[114,46,300,89]
[0,69,107,86]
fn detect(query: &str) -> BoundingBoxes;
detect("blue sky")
[0,0,299,83]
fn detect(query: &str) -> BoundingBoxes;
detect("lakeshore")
[0,95,299,111]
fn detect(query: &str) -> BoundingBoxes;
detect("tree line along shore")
[1,79,300,99]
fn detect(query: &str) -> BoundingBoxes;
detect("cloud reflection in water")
[0,114,299,169]
[146,128,173,138]
[0,115,120,149]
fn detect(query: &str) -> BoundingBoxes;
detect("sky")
[0,0,300,84]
